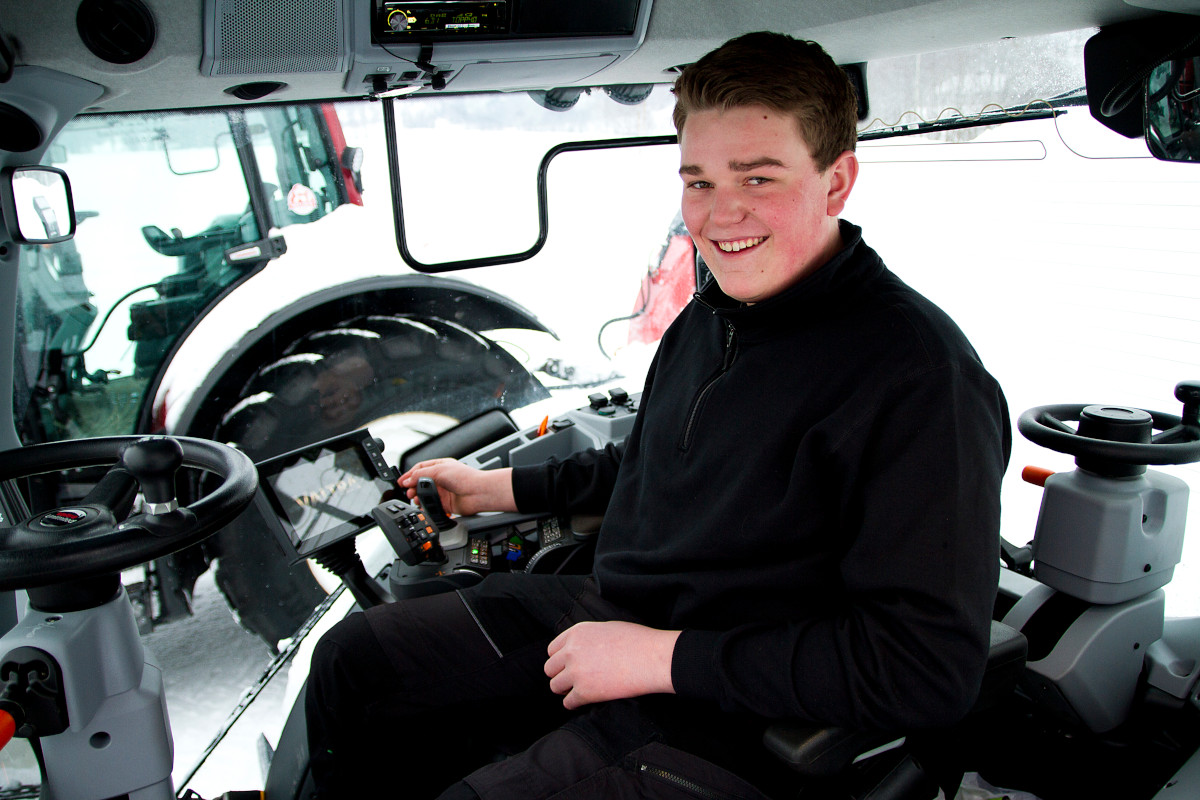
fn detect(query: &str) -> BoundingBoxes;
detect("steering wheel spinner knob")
[142,499,180,515]
[1176,380,1200,426]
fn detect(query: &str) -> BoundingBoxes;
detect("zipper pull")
[722,322,736,368]
[693,291,717,314]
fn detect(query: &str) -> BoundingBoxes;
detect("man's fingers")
[544,649,563,678]
[548,671,570,696]
[398,458,451,485]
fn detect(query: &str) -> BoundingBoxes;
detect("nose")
[708,185,746,226]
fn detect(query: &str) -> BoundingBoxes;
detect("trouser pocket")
[632,741,772,800]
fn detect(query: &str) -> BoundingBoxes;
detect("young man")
[305,31,1011,799]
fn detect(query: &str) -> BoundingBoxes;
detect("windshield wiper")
[859,88,1088,142]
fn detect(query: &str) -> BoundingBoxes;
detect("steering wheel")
[1017,380,1200,467]
[0,435,256,592]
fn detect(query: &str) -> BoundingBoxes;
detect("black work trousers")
[304,573,779,799]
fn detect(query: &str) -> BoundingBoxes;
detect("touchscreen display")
[256,429,399,561]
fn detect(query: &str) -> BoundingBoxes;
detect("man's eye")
[686,180,712,190]
[746,176,771,186]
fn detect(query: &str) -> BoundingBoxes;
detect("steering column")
[0,436,256,799]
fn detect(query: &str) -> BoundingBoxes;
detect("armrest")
[762,725,901,777]
[763,621,1028,777]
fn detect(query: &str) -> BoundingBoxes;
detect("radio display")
[377,2,509,38]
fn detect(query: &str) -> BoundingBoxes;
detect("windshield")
[864,29,1091,138]
[15,105,354,445]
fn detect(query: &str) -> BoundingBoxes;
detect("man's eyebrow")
[679,157,787,177]
[729,156,785,171]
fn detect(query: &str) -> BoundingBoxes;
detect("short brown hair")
[672,32,858,172]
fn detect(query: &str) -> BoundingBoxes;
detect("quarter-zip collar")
[693,220,882,342]
[678,319,736,451]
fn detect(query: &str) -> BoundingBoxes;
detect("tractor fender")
[151,274,555,647]
[156,274,555,440]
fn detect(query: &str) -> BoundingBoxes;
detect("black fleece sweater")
[512,221,1011,731]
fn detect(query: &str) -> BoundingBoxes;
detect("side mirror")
[340,145,364,193]
[1145,54,1200,162]
[0,166,76,243]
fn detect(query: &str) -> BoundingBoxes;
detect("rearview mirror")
[1145,54,1200,162]
[1,166,76,243]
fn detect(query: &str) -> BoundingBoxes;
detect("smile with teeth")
[716,236,767,253]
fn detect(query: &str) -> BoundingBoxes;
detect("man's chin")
[711,277,766,305]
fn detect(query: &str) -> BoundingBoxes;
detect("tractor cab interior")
[2,2,1200,799]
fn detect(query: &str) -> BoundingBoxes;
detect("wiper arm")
[859,89,1088,142]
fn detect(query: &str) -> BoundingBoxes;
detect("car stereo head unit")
[253,429,401,564]
[373,0,641,42]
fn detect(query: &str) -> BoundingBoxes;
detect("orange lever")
[0,709,15,751]
[1022,466,1055,487]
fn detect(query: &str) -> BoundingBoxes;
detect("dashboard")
[252,388,639,599]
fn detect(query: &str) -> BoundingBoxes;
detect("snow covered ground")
[147,571,293,795]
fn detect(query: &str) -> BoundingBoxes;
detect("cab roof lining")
[0,0,1166,114]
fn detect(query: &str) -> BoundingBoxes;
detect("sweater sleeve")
[510,442,625,515]
[670,363,1011,731]
[509,340,664,516]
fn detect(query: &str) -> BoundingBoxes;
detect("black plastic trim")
[385,96,676,273]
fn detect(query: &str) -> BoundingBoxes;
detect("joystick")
[416,477,455,531]
[414,477,467,549]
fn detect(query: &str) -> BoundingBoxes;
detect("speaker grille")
[215,0,344,75]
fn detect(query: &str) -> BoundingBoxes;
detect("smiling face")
[679,105,858,304]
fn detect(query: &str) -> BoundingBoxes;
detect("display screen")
[373,0,640,41]
[256,430,399,561]
[377,2,509,38]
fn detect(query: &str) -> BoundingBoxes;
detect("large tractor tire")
[206,312,549,649]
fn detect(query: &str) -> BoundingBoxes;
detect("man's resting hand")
[545,621,680,710]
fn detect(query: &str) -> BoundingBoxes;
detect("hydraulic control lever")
[416,477,455,531]
[415,476,468,549]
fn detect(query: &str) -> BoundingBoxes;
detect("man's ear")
[825,150,858,217]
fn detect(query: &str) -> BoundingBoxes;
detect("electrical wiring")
[596,266,653,360]
[63,281,158,357]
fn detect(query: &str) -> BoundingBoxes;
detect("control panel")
[371,500,446,566]
[381,390,637,597]
[384,510,590,598]
[461,387,639,472]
